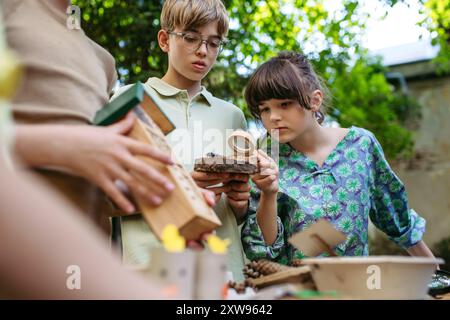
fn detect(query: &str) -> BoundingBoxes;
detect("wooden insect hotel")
[94,83,222,240]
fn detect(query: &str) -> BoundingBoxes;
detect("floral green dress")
[242,126,425,265]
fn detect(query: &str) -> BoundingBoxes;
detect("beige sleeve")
[1,0,25,22]
[107,70,118,97]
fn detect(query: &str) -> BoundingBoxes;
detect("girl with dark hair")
[242,52,435,265]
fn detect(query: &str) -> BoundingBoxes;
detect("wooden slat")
[249,266,312,289]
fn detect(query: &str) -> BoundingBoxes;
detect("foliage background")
[420,0,450,74]
[73,0,449,160]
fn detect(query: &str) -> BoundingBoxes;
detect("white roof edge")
[371,40,440,66]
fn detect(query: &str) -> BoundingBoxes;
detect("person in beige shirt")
[0,6,179,300]
[113,0,251,282]
[2,0,176,232]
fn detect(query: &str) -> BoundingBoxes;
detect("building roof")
[372,40,439,66]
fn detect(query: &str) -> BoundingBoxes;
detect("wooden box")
[146,248,228,299]
[301,256,443,299]
[94,83,222,240]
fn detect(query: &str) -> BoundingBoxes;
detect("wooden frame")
[194,130,258,174]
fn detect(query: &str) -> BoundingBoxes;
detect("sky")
[249,0,435,135]
[362,0,431,51]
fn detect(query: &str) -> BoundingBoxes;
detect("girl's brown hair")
[244,51,330,124]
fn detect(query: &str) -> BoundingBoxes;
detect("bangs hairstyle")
[245,52,329,123]
[161,0,229,38]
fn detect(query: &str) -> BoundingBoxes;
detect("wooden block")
[94,82,175,135]
[288,219,346,257]
[140,93,175,135]
[194,153,258,174]
[95,83,221,241]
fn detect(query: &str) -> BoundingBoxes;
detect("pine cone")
[252,259,291,275]
[243,262,263,279]
[227,279,257,294]
[290,259,304,267]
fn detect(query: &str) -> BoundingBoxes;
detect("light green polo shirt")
[112,77,247,282]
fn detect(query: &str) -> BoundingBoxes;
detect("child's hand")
[223,173,251,221]
[55,112,175,214]
[191,171,231,203]
[200,188,216,207]
[252,150,279,195]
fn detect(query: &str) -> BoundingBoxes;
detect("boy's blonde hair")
[161,0,229,38]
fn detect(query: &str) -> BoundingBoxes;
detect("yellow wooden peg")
[0,49,22,99]
[161,224,186,253]
[206,234,230,255]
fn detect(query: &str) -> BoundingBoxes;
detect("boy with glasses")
[114,0,250,282]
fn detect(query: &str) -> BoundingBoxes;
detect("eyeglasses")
[167,31,227,55]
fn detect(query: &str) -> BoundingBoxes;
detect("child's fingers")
[260,165,277,177]
[124,138,174,165]
[253,154,277,179]
[191,171,230,182]
[186,240,204,251]
[252,167,277,180]
[251,173,264,181]
[257,152,269,162]
[226,173,250,182]
[208,185,232,195]
[99,176,135,214]
[227,181,251,192]
[257,151,277,168]
[257,149,275,166]
[257,176,277,191]
[195,179,225,188]
[256,151,269,162]
[259,174,277,183]
[108,111,135,135]
[251,173,277,189]
[200,188,216,207]
[257,149,270,159]
[257,155,272,169]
